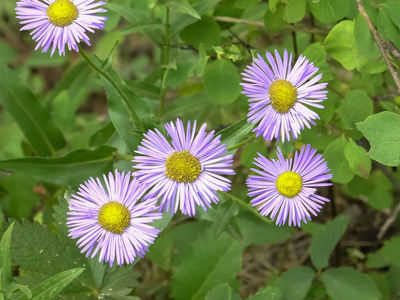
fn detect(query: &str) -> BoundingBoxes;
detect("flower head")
[247,144,332,227]
[67,171,162,267]
[15,0,107,56]
[132,119,235,217]
[241,49,328,142]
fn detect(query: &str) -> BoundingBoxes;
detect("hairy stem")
[226,133,257,151]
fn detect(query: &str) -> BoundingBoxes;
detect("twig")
[213,16,330,35]
[357,0,400,93]
[227,27,254,53]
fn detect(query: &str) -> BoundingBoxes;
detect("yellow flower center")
[276,171,302,198]
[47,0,78,27]
[165,150,202,183]
[269,79,298,114]
[98,201,130,234]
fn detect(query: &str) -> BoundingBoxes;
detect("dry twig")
[357,0,400,93]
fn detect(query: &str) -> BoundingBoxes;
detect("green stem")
[220,191,272,225]
[157,5,171,119]
[78,45,144,131]
[226,133,257,151]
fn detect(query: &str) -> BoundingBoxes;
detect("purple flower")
[132,119,235,217]
[247,144,332,227]
[241,49,328,142]
[67,171,162,267]
[15,0,107,56]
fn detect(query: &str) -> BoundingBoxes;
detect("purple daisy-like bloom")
[247,144,332,227]
[15,0,107,56]
[67,171,162,267]
[132,118,235,217]
[241,49,328,142]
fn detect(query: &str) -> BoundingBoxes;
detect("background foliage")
[1,0,400,299]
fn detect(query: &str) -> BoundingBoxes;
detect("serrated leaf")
[213,200,239,238]
[357,111,400,166]
[0,223,14,288]
[276,266,315,300]
[323,136,355,183]
[310,0,349,23]
[171,228,243,300]
[344,140,371,178]
[17,268,84,300]
[322,267,381,300]
[0,146,115,187]
[205,284,231,300]
[310,215,350,269]
[0,65,66,156]
[168,0,200,19]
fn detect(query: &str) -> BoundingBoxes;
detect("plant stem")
[226,133,257,151]
[357,0,400,93]
[78,45,144,131]
[158,6,171,119]
[221,191,272,225]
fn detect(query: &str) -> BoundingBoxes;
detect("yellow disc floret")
[47,0,78,27]
[269,79,298,114]
[98,201,130,234]
[276,171,302,198]
[165,150,202,183]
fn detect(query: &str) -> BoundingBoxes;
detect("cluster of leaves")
[1,0,400,299]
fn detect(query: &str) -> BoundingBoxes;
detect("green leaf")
[204,59,241,104]
[0,64,66,156]
[96,62,153,153]
[3,283,31,299]
[105,2,146,23]
[163,63,194,88]
[0,146,115,187]
[310,0,349,23]
[354,13,380,57]
[367,186,393,210]
[240,143,267,168]
[324,20,387,73]
[206,284,231,300]
[341,90,373,129]
[180,16,221,50]
[171,0,221,36]
[322,267,381,300]
[283,0,305,23]
[213,200,239,238]
[368,272,391,300]
[368,237,400,268]
[247,286,281,300]
[168,0,200,19]
[17,268,84,300]
[0,42,18,64]
[323,136,355,184]
[118,20,164,44]
[171,228,243,300]
[152,212,172,232]
[264,3,286,32]
[377,9,400,50]
[89,121,116,148]
[218,118,256,154]
[303,43,333,81]
[276,267,315,300]
[382,1,400,30]
[234,0,260,9]
[310,215,350,269]
[344,140,371,178]
[357,111,400,166]
[0,223,14,288]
